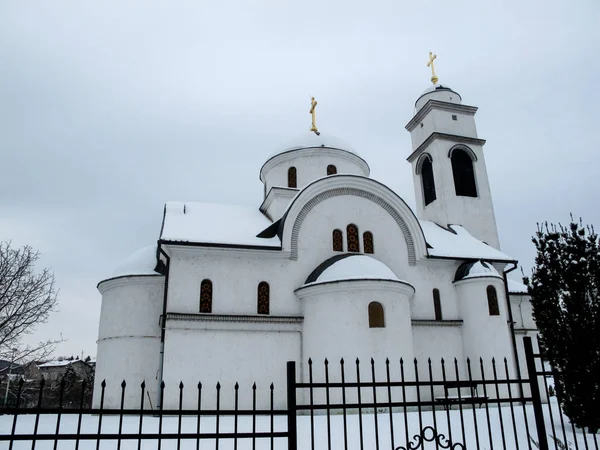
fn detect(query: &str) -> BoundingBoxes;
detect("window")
[332,229,343,252]
[368,302,385,328]
[433,289,442,321]
[363,231,374,254]
[257,282,270,315]
[421,157,436,206]
[288,167,297,188]
[327,165,337,175]
[451,149,477,197]
[487,285,499,316]
[347,224,360,252]
[200,279,212,313]
[452,115,458,121]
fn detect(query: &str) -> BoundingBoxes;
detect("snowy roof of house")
[267,131,362,160]
[420,221,515,262]
[160,202,281,248]
[454,260,502,282]
[112,245,159,278]
[507,278,529,294]
[304,254,400,285]
[38,360,78,368]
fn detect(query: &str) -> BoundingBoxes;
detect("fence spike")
[371,357,375,364]
[340,357,344,365]
[121,380,127,388]
[101,379,106,388]
[386,357,390,364]
[356,357,360,365]
[198,381,202,389]
[253,382,257,389]
[179,381,184,389]
[216,382,221,389]
[308,357,312,364]
[141,380,146,389]
[466,357,471,364]
[270,382,274,389]
[235,382,239,389]
[324,358,329,365]
[160,381,165,389]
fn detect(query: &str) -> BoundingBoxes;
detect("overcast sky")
[1,1,598,359]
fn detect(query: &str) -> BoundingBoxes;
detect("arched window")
[288,167,297,188]
[451,149,477,197]
[421,157,437,206]
[368,302,385,328]
[487,285,499,316]
[363,231,374,254]
[332,229,343,252]
[433,289,442,320]
[200,279,212,313]
[347,224,360,252]
[257,282,270,315]
[327,165,337,175]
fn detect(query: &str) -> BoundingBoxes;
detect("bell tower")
[405,53,500,249]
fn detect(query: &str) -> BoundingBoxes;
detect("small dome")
[415,84,462,112]
[112,245,159,278]
[454,260,501,282]
[268,131,361,160]
[305,254,399,285]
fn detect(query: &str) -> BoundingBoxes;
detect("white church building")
[94,78,537,410]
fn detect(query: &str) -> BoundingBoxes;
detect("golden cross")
[309,97,320,135]
[427,51,439,85]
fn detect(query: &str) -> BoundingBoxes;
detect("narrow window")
[421,157,436,206]
[332,229,343,252]
[200,279,212,313]
[433,289,442,321]
[327,165,337,175]
[347,224,360,252]
[451,149,477,197]
[288,167,297,188]
[257,282,270,315]
[368,302,385,328]
[452,114,458,121]
[363,231,374,254]
[487,285,499,316]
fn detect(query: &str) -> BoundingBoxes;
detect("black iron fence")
[0,337,597,450]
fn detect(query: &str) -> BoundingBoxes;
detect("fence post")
[286,361,298,450]
[524,336,549,450]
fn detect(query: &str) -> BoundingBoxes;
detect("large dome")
[268,131,361,160]
[304,254,400,285]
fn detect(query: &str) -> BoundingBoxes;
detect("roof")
[38,360,88,368]
[267,131,361,159]
[420,221,515,262]
[160,202,281,248]
[508,278,529,294]
[304,254,400,285]
[454,260,502,282]
[112,245,159,278]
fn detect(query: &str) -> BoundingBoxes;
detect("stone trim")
[165,312,304,324]
[406,100,478,132]
[97,274,164,294]
[411,319,464,327]
[407,133,487,163]
[290,187,417,264]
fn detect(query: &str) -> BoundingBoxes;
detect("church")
[94,56,537,410]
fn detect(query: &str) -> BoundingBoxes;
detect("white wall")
[94,276,164,408]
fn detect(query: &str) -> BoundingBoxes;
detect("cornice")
[165,312,304,324]
[406,100,478,132]
[407,133,487,163]
[97,274,164,294]
[162,242,287,259]
[260,147,370,181]
[411,319,464,327]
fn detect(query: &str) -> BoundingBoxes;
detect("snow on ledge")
[112,245,159,278]
[508,278,529,294]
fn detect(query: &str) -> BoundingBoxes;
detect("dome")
[304,254,400,285]
[112,245,159,278]
[268,131,361,160]
[415,84,462,112]
[454,260,501,282]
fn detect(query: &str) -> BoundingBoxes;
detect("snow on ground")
[1,400,596,450]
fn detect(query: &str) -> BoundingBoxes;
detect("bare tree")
[0,241,60,363]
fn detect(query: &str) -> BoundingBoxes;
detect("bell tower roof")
[414,84,462,112]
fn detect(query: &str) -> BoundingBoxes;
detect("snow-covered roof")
[268,131,361,159]
[304,254,400,286]
[508,278,529,294]
[160,202,281,248]
[420,221,515,262]
[454,260,502,282]
[38,360,81,368]
[112,245,159,278]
